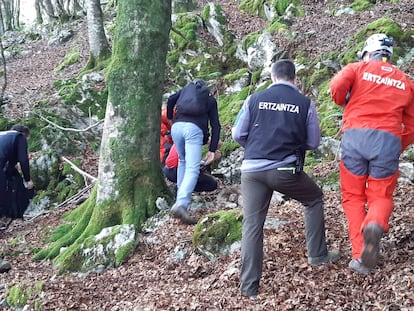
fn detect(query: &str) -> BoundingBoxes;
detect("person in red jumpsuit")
[330,33,414,274]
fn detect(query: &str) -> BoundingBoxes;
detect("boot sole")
[361,226,381,269]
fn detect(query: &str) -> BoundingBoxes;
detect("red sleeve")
[330,63,357,107]
[160,107,171,136]
[165,144,178,168]
[401,81,414,151]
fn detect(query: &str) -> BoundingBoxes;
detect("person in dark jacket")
[232,60,341,297]
[0,124,33,273]
[167,79,221,224]
[163,144,219,193]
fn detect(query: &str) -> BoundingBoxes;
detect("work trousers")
[240,168,327,297]
[340,129,400,259]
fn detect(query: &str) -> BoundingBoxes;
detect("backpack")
[175,80,210,116]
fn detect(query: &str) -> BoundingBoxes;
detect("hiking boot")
[171,205,197,225]
[308,249,342,266]
[348,258,372,275]
[0,259,11,273]
[361,222,383,269]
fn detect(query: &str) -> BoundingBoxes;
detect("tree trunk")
[84,0,111,69]
[1,0,13,30]
[41,0,56,22]
[35,0,172,272]
[172,0,195,13]
[35,0,43,24]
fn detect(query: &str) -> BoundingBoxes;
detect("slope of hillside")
[0,1,413,310]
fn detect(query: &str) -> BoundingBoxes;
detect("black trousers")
[163,166,217,192]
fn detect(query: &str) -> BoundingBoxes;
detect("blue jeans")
[171,122,203,208]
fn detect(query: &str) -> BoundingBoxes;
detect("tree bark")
[35,0,173,272]
[34,0,43,24]
[85,0,111,69]
[172,0,195,13]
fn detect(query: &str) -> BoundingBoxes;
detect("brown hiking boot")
[361,223,383,269]
[0,259,11,273]
[171,205,198,225]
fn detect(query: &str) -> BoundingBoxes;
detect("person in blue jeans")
[167,79,221,224]
[232,60,341,297]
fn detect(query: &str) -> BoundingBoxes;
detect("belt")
[276,166,297,173]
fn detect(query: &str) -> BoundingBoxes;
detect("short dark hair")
[11,124,30,137]
[271,59,296,81]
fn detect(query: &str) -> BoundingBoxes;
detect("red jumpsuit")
[330,60,414,259]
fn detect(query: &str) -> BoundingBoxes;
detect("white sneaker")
[348,258,371,275]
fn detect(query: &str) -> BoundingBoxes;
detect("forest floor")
[1,0,414,310]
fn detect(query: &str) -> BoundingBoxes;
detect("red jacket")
[160,107,173,163]
[165,144,178,169]
[330,60,414,151]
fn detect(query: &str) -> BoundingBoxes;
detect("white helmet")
[359,33,393,58]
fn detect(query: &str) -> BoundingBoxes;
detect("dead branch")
[33,111,103,132]
[61,156,97,182]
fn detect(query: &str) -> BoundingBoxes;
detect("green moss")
[115,240,136,266]
[317,81,343,137]
[240,0,303,17]
[239,0,266,17]
[0,114,13,131]
[193,210,243,253]
[351,0,373,12]
[54,48,80,73]
[202,3,226,25]
[7,285,28,308]
[171,13,200,50]
[242,31,260,50]
[267,19,287,34]
[45,223,73,243]
[340,18,413,65]
[55,78,108,119]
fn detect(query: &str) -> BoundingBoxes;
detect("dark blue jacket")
[243,84,310,160]
[0,130,30,190]
[166,90,221,152]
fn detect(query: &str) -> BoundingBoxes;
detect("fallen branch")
[33,111,103,132]
[25,183,95,222]
[61,156,97,182]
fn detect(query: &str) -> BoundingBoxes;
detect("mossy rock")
[54,76,107,120]
[239,0,303,18]
[62,224,137,272]
[193,210,242,260]
[316,81,343,137]
[351,0,374,12]
[340,18,414,65]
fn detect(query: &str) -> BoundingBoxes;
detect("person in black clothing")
[0,124,33,273]
[167,79,221,224]
[163,143,219,193]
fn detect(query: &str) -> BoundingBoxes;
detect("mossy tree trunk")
[84,0,111,70]
[172,0,196,13]
[35,0,172,272]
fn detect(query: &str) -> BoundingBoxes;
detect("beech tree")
[35,0,84,23]
[85,0,111,69]
[35,0,172,271]
[0,0,20,31]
